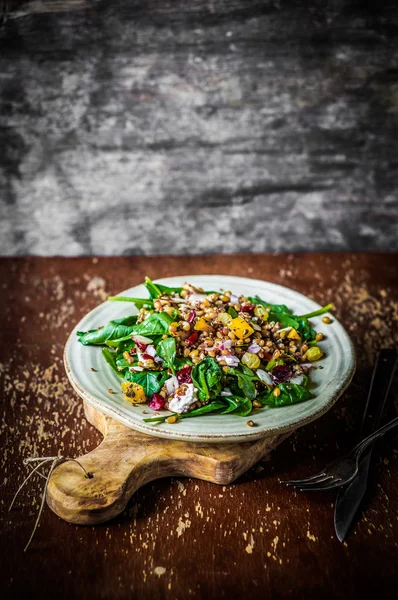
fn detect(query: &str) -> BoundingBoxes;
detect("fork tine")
[294,475,335,489]
[297,477,344,492]
[282,472,327,486]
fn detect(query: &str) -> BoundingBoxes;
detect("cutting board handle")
[46,402,289,525]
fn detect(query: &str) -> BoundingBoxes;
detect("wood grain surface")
[0,253,397,599]
[1,1,398,255]
[47,401,290,525]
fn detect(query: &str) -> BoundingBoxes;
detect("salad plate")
[64,275,355,443]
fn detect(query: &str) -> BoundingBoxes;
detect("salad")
[77,278,332,424]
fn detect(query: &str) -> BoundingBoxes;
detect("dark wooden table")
[1,253,397,599]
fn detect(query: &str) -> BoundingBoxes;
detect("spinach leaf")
[107,296,154,309]
[249,296,292,317]
[102,348,124,378]
[191,357,223,401]
[125,370,169,397]
[179,401,225,418]
[144,277,183,299]
[258,383,313,407]
[77,316,138,346]
[249,295,324,341]
[225,365,258,401]
[144,277,163,299]
[156,337,177,374]
[134,312,173,336]
[295,317,316,342]
[298,304,333,319]
[227,306,239,318]
[143,401,226,422]
[220,396,253,416]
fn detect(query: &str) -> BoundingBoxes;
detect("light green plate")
[64,275,355,443]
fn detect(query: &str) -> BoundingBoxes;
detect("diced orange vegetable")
[287,328,301,340]
[229,317,254,340]
[121,381,146,404]
[194,317,208,331]
[278,327,291,339]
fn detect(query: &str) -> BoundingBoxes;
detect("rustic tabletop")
[0,253,397,599]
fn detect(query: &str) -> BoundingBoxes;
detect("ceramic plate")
[64,275,355,443]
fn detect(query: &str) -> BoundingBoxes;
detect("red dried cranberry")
[187,310,196,324]
[142,353,153,361]
[241,304,255,313]
[177,365,192,384]
[264,352,272,362]
[148,393,165,411]
[136,341,147,351]
[271,365,293,384]
[186,332,198,345]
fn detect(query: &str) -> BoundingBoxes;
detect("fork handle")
[356,414,398,460]
[360,348,398,439]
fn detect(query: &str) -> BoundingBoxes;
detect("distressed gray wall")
[0,0,397,256]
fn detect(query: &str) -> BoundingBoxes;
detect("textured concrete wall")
[0,1,397,256]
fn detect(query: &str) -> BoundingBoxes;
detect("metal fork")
[283,414,398,491]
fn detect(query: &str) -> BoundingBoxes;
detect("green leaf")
[107,296,154,309]
[125,370,169,397]
[225,365,258,401]
[258,383,313,407]
[220,396,253,416]
[134,312,174,336]
[249,296,292,316]
[298,304,333,319]
[249,295,321,342]
[105,334,136,348]
[144,277,163,299]
[156,337,177,374]
[143,401,226,423]
[295,317,316,342]
[227,306,239,318]
[191,357,223,401]
[144,276,184,299]
[102,348,124,378]
[77,316,138,346]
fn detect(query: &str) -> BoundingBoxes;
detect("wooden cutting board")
[46,401,290,525]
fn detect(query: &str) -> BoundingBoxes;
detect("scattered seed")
[246,420,255,427]
[322,316,332,324]
[90,367,97,372]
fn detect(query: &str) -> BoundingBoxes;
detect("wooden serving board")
[47,401,290,525]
